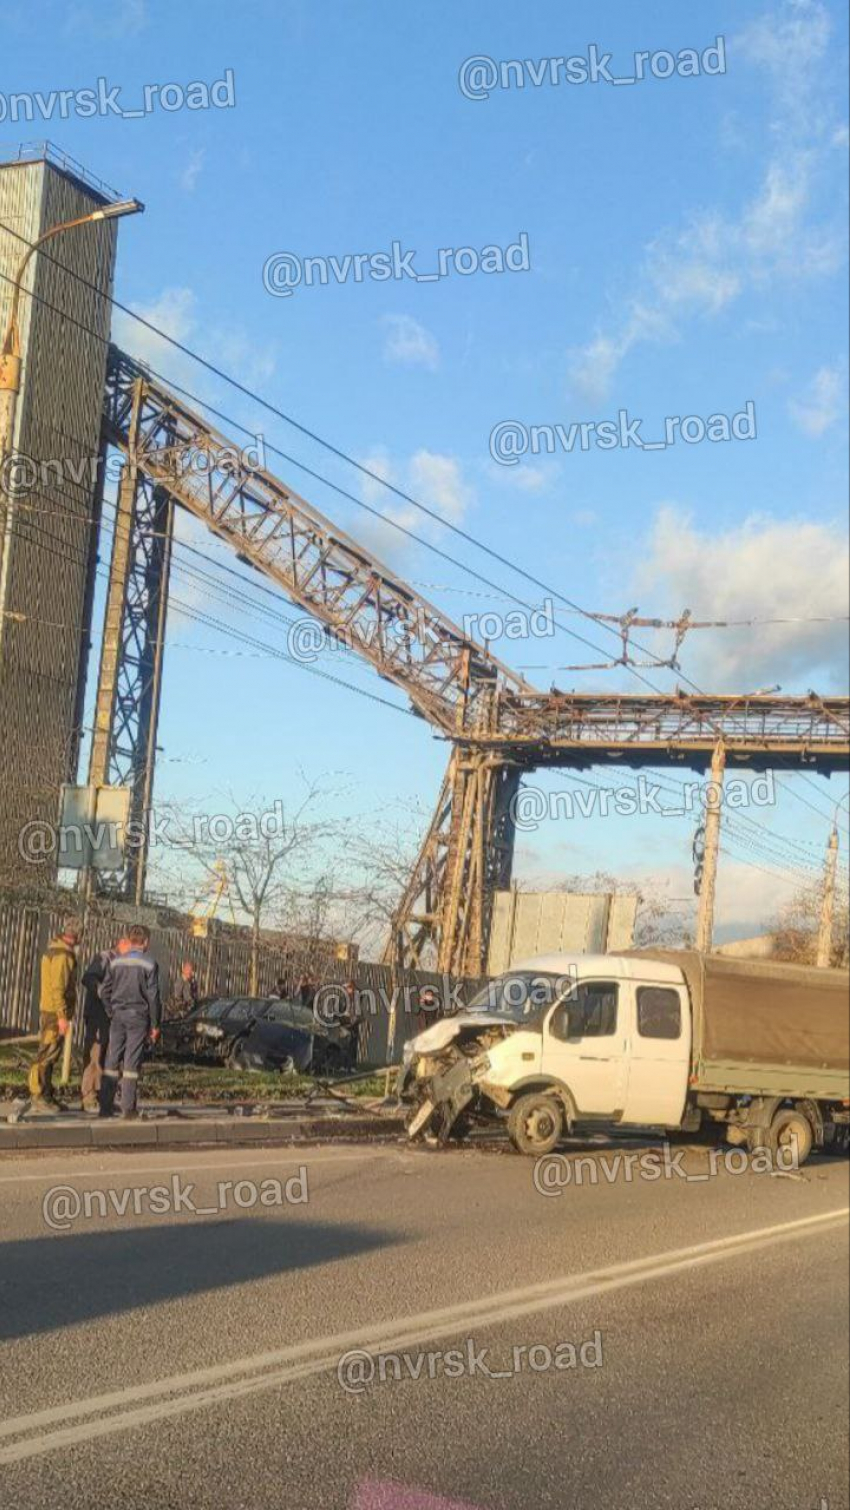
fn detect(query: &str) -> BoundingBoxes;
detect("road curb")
[0,1112,404,1152]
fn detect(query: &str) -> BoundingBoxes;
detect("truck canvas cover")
[628,951,850,1091]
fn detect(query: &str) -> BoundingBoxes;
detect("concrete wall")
[0,155,118,886]
[487,889,638,974]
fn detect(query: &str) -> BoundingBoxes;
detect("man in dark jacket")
[414,985,441,1036]
[296,973,317,1012]
[340,980,363,1069]
[80,942,120,1114]
[98,925,162,1120]
[175,961,199,1016]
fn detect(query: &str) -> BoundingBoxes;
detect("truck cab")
[403,954,693,1153]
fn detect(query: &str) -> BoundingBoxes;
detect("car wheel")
[507,1093,563,1156]
[766,1107,813,1168]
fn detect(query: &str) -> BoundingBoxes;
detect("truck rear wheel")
[766,1107,814,1168]
[507,1093,563,1156]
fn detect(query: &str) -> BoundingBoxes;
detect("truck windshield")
[465,971,572,1023]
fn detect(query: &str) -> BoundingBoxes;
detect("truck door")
[542,979,627,1116]
[621,984,690,1127]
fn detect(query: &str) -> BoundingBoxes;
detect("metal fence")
[0,901,487,1066]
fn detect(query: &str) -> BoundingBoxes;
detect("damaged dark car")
[160,995,352,1075]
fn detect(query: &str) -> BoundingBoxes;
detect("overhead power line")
[0,224,846,830]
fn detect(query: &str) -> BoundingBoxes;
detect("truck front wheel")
[765,1107,814,1168]
[507,1093,563,1156]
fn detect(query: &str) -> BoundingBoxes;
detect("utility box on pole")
[0,146,120,889]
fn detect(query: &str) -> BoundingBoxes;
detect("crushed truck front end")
[400,1015,531,1142]
[399,966,575,1144]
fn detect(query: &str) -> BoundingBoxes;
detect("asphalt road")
[0,1135,847,1510]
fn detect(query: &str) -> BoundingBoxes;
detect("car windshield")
[224,1000,262,1022]
[201,999,235,1021]
[464,971,572,1023]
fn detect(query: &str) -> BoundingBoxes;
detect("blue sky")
[3,0,848,941]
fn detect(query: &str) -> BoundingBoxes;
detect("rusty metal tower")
[87,347,850,973]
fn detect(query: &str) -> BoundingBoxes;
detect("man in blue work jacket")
[98,925,162,1120]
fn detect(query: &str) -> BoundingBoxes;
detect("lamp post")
[0,197,144,617]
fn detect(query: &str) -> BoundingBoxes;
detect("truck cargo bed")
[631,950,850,1102]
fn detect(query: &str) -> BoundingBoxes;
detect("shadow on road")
[0,1217,404,1341]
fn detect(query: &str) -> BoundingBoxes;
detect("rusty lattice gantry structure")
[91,346,850,973]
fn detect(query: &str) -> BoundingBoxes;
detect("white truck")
[400,950,850,1163]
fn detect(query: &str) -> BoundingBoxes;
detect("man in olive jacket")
[28,918,82,1110]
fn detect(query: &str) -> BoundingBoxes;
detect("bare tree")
[154,780,336,993]
[542,869,693,949]
[278,871,336,942]
[770,881,850,968]
[336,823,423,962]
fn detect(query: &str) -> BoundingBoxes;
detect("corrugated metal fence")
[0,902,488,1065]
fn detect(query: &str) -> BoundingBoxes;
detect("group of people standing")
[28,917,163,1120]
[26,924,442,1110]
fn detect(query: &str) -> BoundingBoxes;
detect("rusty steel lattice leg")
[390,749,520,977]
[88,381,174,903]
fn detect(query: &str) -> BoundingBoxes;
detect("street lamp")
[0,196,143,625]
[1,196,143,431]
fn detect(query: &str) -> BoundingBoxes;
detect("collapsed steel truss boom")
[101,348,528,739]
[94,345,850,969]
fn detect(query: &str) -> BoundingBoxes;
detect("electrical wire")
[0,222,846,828]
[10,460,849,867]
[5,512,418,720]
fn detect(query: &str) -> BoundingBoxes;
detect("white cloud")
[355,446,475,561]
[634,506,850,690]
[381,315,440,371]
[179,149,206,194]
[788,363,848,436]
[737,0,833,134]
[208,327,276,392]
[408,450,473,523]
[488,462,549,493]
[112,286,198,384]
[516,842,813,940]
[568,0,845,401]
[358,448,398,506]
[714,858,807,937]
[570,333,631,406]
[112,284,277,398]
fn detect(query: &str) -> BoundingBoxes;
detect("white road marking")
[0,1206,845,1463]
[0,1148,391,1185]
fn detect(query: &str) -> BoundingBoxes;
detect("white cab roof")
[507,953,686,985]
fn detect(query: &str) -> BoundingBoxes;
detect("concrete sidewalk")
[0,1099,405,1152]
